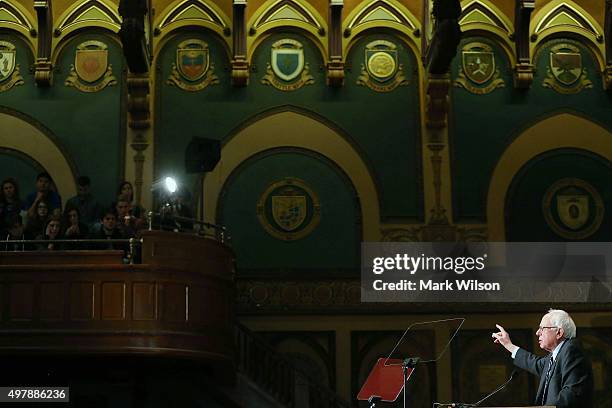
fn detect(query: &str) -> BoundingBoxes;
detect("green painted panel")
[450,37,612,221]
[156,31,422,220]
[0,150,42,200]
[506,149,612,241]
[0,32,125,207]
[218,149,359,269]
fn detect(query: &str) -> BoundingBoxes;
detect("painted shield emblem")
[366,49,397,80]
[76,49,107,83]
[177,47,208,82]
[550,51,581,86]
[272,195,307,231]
[463,51,495,84]
[272,48,304,82]
[557,195,588,230]
[0,50,16,81]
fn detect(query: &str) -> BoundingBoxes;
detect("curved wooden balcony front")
[0,231,235,373]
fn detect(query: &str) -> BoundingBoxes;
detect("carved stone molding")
[232,0,249,86]
[381,227,422,242]
[428,143,447,224]
[34,0,53,86]
[232,58,250,86]
[236,278,361,313]
[327,0,344,87]
[425,74,451,129]
[605,0,612,90]
[127,73,150,130]
[127,72,150,205]
[514,0,535,88]
[326,59,344,87]
[605,65,612,91]
[514,62,535,89]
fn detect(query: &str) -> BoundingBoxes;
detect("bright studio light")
[164,177,177,193]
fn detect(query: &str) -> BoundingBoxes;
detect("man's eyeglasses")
[537,326,559,332]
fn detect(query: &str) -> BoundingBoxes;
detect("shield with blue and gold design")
[257,178,321,241]
[177,39,209,82]
[271,40,304,81]
[0,47,16,81]
[272,195,307,231]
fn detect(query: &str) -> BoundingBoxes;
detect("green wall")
[506,149,612,241]
[0,31,125,206]
[218,148,359,270]
[156,30,423,221]
[450,36,612,222]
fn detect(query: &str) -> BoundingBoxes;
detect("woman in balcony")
[0,178,25,235]
[36,216,63,251]
[25,199,50,238]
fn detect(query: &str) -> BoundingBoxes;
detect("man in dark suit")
[492,309,593,408]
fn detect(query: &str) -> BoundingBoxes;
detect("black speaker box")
[185,137,221,173]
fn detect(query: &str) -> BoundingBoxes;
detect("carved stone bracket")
[127,72,151,205]
[605,65,612,91]
[605,0,612,90]
[514,0,535,88]
[425,73,451,129]
[327,0,344,87]
[232,0,249,86]
[34,0,53,86]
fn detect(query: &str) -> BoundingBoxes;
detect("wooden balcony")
[0,231,235,378]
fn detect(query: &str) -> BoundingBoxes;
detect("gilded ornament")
[357,40,409,92]
[542,43,593,94]
[167,39,219,92]
[542,178,604,240]
[0,41,24,92]
[261,39,314,91]
[65,40,117,92]
[256,178,321,241]
[454,42,505,94]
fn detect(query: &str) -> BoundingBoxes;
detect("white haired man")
[492,309,593,408]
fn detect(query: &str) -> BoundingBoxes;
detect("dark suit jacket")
[513,338,593,408]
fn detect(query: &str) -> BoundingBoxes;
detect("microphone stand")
[402,357,419,408]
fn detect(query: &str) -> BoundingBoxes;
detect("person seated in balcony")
[25,199,50,238]
[0,178,26,235]
[90,208,126,251]
[65,176,101,230]
[115,194,138,238]
[36,216,63,251]
[63,206,89,249]
[117,181,146,221]
[2,214,32,251]
[25,172,62,218]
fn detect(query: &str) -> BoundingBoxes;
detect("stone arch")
[203,109,380,240]
[487,113,612,241]
[0,109,77,200]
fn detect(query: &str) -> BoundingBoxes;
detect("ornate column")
[34,0,53,86]
[326,0,344,87]
[604,0,612,90]
[232,0,249,86]
[514,0,535,88]
[119,0,152,206]
[421,0,461,241]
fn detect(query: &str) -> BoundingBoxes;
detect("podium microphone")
[472,368,519,407]
[434,369,519,408]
